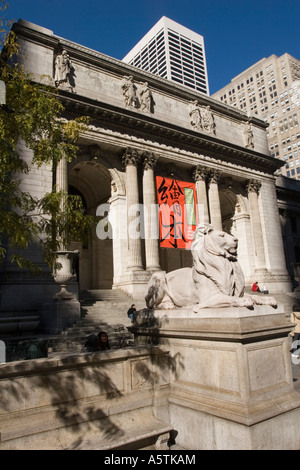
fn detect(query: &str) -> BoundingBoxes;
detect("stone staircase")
[47,287,300,356]
[48,289,146,355]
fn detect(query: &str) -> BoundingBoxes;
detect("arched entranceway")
[68,158,113,290]
[219,188,237,234]
[219,186,254,279]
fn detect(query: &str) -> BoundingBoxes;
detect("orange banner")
[156,176,198,249]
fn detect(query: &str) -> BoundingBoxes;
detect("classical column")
[143,152,161,271]
[123,148,143,271]
[56,155,68,194]
[193,165,209,225]
[208,170,222,231]
[247,179,267,273]
[56,155,68,249]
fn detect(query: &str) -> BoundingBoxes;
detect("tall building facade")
[1,18,292,320]
[212,54,300,180]
[122,16,209,95]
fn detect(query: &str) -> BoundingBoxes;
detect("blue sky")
[4,0,300,94]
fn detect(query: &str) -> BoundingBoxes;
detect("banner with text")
[156,176,198,249]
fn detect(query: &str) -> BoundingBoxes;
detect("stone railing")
[0,347,172,450]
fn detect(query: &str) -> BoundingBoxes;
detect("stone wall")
[15,19,269,155]
[0,347,171,450]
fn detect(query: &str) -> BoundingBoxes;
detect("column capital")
[122,147,141,166]
[143,152,159,171]
[208,169,222,185]
[247,179,261,194]
[193,165,209,182]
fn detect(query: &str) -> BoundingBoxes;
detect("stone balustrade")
[0,346,171,450]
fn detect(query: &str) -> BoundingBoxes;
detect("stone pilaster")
[193,165,209,225]
[247,179,267,273]
[143,152,161,272]
[208,170,222,231]
[123,148,143,271]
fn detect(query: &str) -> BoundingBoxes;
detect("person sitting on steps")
[251,281,261,293]
[81,331,110,353]
[127,304,136,323]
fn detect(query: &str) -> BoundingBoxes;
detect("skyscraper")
[122,16,209,95]
[212,53,300,180]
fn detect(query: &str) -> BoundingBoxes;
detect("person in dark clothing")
[127,304,136,323]
[82,331,110,352]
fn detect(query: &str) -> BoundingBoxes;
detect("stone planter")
[53,250,79,300]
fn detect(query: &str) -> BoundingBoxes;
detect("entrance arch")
[219,187,254,278]
[68,159,113,290]
[219,189,237,234]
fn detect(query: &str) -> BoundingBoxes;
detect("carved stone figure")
[201,105,215,134]
[189,100,202,130]
[54,50,74,90]
[243,121,254,148]
[140,82,153,113]
[189,102,215,134]
[121,75,137,108]
[145,224,277,311]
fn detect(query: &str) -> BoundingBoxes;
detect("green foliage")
[0,2,94,271]
[37,190,94,269]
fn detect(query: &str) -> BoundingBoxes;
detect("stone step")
[79,289,133,301]
[48,330,134,353]
[0,403,172,451]
[47,289,141,354]
[68,420,173,450]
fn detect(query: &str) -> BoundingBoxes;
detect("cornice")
[58,90,282,175]
[13,20,267,129]
[12,20,277,174]
[12,20,58,49]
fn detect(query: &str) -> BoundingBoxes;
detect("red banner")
[156,176,198,249]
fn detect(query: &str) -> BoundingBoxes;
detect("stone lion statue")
[145,224,277,311]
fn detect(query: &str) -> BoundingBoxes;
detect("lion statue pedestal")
[131,225,300,449]
[132,304,300,449]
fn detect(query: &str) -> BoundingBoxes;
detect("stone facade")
[133,305,300,450]
[0,347,172,450]
[0,19,294,315]
[276,175,300,284]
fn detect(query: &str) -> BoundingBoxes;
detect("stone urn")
[53,250,79,300]
[293,262,300,291]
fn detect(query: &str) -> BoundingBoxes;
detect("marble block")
[132,305,300,449]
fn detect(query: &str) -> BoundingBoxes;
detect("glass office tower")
[122,16,209,95]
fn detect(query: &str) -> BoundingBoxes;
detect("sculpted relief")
[243,121,254,148]
[140,82,153,113]
[121,75,138,108]
[54,49,75,92]
[145,224,277,311]
[121,76,154,113]
[189,101,216,134]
